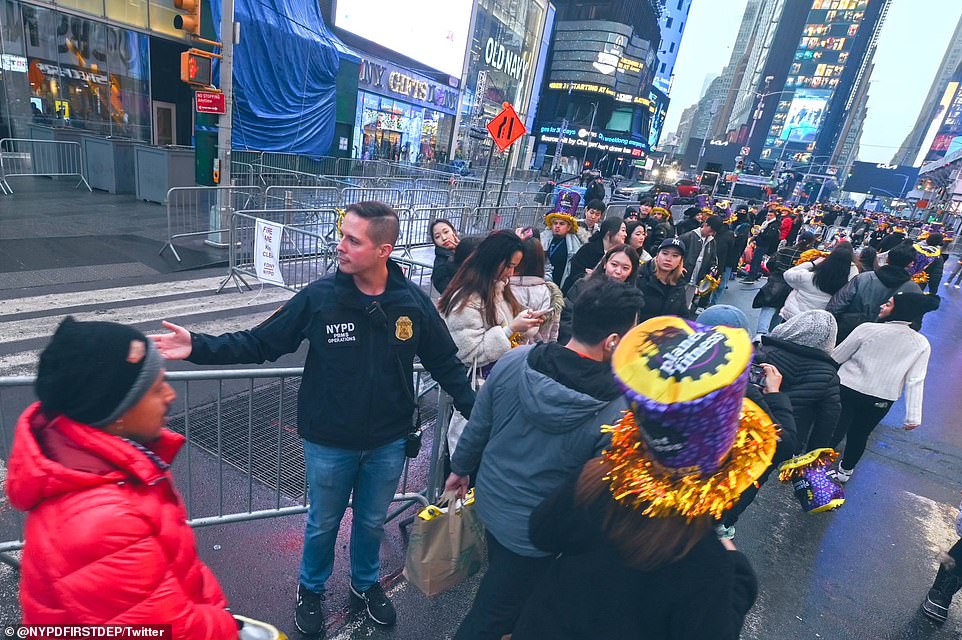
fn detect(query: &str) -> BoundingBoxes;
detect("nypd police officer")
[151,201,475,637]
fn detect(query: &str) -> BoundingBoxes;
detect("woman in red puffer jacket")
[6,318,238,639]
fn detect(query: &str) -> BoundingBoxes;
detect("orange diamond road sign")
[486,102,526,152]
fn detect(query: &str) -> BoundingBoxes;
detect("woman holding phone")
[438,231,545,453]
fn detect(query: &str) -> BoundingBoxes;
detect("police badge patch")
[395,316,413,341]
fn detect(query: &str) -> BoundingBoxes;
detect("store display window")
[1,1,151,140]
[354,91,451,163]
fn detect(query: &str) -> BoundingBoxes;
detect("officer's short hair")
[571,279,644,346]
[346,201,400,246]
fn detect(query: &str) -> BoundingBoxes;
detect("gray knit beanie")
[770,310,838,354]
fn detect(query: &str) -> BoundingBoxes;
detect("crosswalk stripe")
[2,276,232,317]
[1,286,293,346]
[0,311,282,377]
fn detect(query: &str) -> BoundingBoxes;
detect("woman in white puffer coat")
[438,231,545,453]
[781,242,859,321]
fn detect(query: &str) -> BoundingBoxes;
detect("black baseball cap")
[658,237,686,256]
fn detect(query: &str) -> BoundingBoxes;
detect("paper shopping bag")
[403,492,485,597]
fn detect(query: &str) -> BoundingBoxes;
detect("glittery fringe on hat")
[778,448,845,513]
[908,243,940,284]
[601,399,779,521]
[796,249,829,265]
[778,448,839,480]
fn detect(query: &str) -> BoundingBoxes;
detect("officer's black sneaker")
[295,584,325,637]
[923,588,950,623]
[350,582,397,626]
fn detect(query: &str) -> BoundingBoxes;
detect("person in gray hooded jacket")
[445,279,644,640]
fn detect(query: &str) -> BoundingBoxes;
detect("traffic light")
[173,0,201,36]
[736,158,745,172]
[180,49,213,86]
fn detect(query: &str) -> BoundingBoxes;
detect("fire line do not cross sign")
[486,102,526,152]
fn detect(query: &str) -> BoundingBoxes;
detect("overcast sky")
[662,0,962,164]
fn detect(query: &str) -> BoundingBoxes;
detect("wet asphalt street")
[3,181,962,639]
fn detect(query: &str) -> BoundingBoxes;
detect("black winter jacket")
[557,277,590,345]
[189,260,475,450]
[714,227,735,271]
[826,265,921,341]
[562,241,604,294]
[513,475,758,640]
[756,336,841,452]
[431,246,457,295]
[636,261,689,321]
[756,219,782,255]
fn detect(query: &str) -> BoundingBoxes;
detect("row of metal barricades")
[0,365,454,567]
[162,183,602,265]
[0,138,92,195]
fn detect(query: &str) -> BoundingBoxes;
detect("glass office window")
[149,0,181,38]
[56,0,104,16]
[106,0,147,28]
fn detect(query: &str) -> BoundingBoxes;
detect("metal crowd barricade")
[468,206,519,234]
[449,189,484,206]
[0,138,92,195]
[399,205,469,255]
[254,166,324,189]
[230,161,258,187]
[161,185,263,262]
[222,209,338,293]
[263,185,342,210]
[0,366,452,559]
[342,187,404,208]
[402,188,450,209]
[516,204,547,229]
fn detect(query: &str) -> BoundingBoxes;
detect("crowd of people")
[6,190,960,639]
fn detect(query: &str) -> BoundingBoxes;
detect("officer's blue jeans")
[299,437,407,593]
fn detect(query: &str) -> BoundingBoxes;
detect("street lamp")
[744,80,795,155]
[696,100,720,174]
[891,173,912,198]
[582,102,599,172]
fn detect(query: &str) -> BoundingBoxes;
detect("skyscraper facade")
[756,0,891,167]
[890,14,962,166]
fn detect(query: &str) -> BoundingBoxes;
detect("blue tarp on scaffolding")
[209,0,359,157]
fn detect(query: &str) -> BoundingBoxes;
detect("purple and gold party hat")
[603,316,779,520]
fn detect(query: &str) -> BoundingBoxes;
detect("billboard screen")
[842,162,919,197]
[915,81,959,166]
[780,90,831,143]
[334,0,473,77]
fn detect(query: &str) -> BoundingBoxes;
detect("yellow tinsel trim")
[914,243,941,258]
[912,271,930,285]
[778,448,839,482]
[601,400,779,521]
[695,273,720,296]
[796,249,829,265]
[508,331,525,348]
[335,208,347,237]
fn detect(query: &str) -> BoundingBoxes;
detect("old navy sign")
[484,37,529,83]
[359,58,459,114]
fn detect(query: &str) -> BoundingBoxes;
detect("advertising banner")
[334,0,472,77]
[781,89,831,144]
[254,219,286,286]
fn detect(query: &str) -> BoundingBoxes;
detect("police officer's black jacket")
[188,260,475,450]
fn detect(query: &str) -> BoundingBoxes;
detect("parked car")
[675,178,699,198]
[611,180,657,201]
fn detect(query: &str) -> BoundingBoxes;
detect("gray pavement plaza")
[2,182,962,638]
